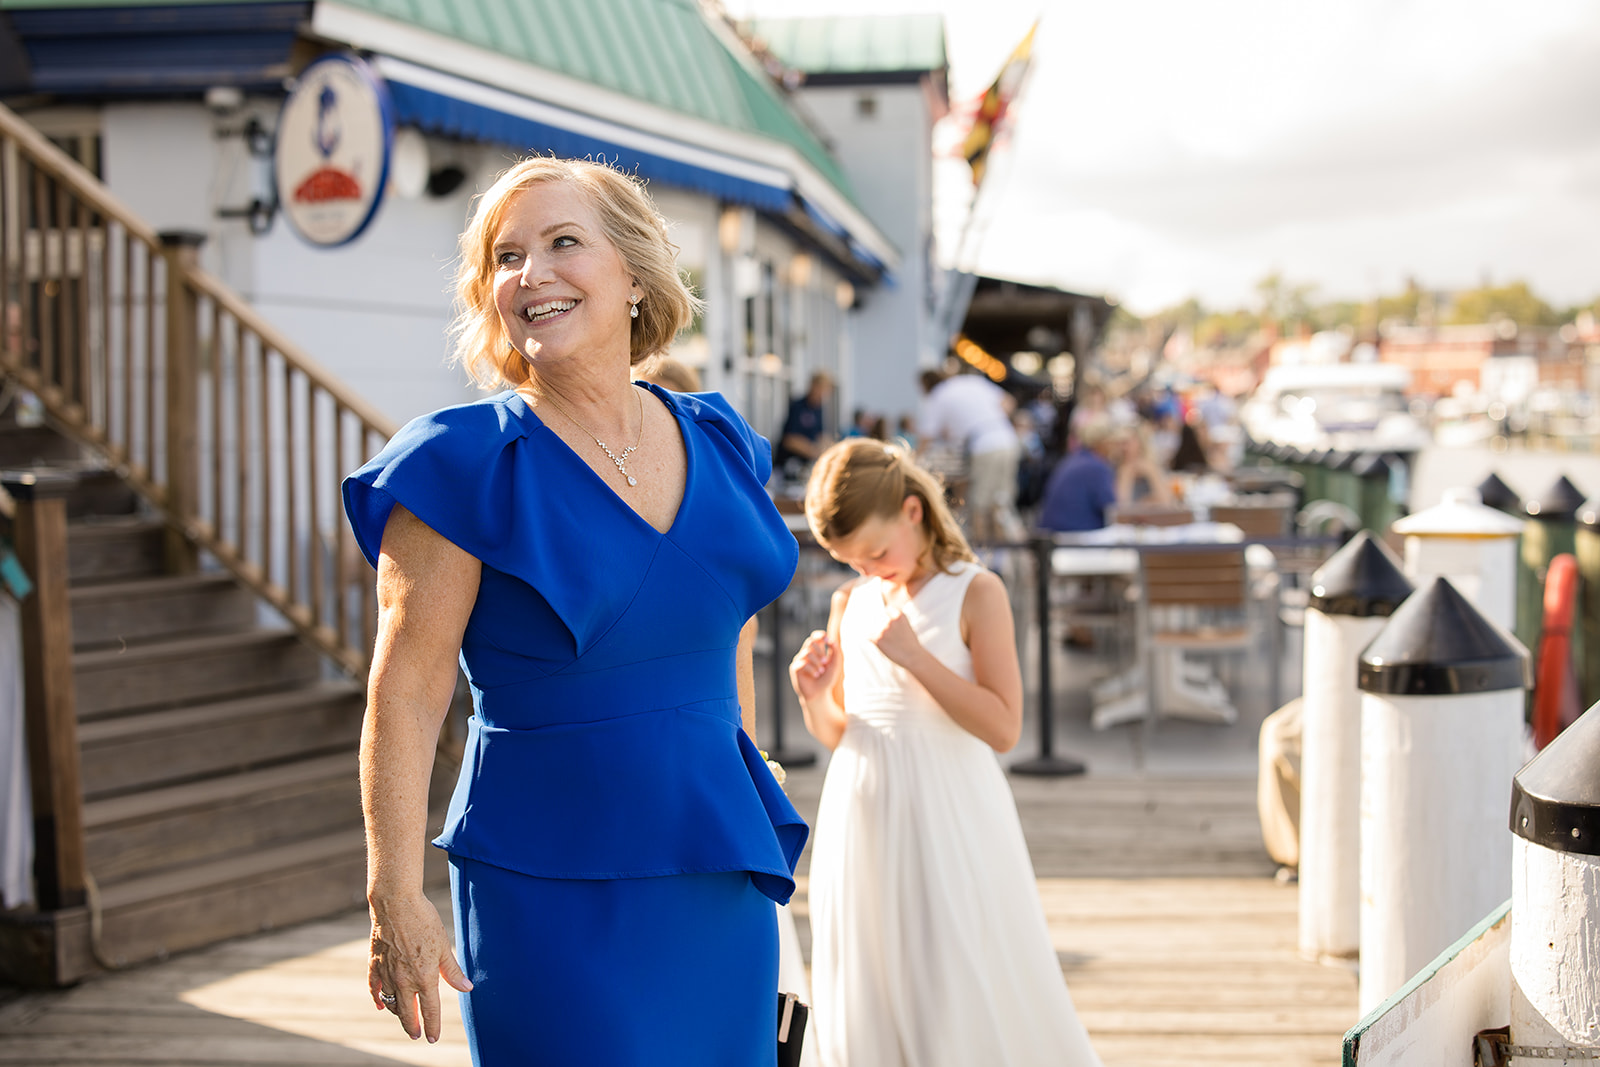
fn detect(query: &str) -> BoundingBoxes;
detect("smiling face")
[825,495,932,588]
[492,180,639,371]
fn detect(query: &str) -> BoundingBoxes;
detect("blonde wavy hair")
[804,438,976,573]
[449,157,704,390]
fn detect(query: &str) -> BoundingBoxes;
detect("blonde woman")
[344,157,805,1062]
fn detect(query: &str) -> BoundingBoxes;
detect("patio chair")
[1211,495,1295,539]
[1091,544,1265,730]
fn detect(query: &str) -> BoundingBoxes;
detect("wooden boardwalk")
[0,769,1358,1066]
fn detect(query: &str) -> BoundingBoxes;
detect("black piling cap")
[1476,472,1521,514]
[1358,576,1530,696]
[1309,530,1414,617]
[1524,475,1586,521]
[1510,702,1600,857]
[1350,452,1391,478]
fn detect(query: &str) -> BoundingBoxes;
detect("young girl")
[790,438,1103,1067]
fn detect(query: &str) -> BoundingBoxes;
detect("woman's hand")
[789,630,840,701]
[368,893,474,1043]
[869,608,926,669]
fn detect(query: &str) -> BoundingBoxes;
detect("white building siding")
[793,82,935,427]
[89,102,854,440]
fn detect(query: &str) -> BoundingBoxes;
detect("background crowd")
[775,364,1244,545]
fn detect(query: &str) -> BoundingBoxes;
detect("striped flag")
[961,21,1038,186]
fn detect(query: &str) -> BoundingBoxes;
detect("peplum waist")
[433,706,808,904]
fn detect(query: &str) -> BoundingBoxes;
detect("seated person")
[774,371,834,479]
[1116,418,1173,505]
[1170,416,1211,474]
[1037,416,1120,533]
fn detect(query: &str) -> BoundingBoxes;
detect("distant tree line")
[1113,273,1587,349]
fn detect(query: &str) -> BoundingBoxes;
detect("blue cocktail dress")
[343,384,807,1065]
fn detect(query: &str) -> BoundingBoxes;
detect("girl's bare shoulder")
[961,567,1012,612]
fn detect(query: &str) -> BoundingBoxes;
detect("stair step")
[61,468,140,520]
[67,517,166,583]
[77,681,364,798]
[74,629,323,720]
[84,753,361,885]
[92,828,371,968]
[0,423,86,467]
[71,572,256,650]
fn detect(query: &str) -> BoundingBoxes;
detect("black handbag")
[777,991,809,1067]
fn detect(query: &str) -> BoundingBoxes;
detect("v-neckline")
[514,382,692,538]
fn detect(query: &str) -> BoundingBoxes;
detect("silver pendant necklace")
[537,386,645,487]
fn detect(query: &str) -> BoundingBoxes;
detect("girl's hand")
[789,630,839,700]
[870,609,924,668]
[368,894,474,1043]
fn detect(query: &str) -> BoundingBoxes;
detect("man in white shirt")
[917,369,1023,544]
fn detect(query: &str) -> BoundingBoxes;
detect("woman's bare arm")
[362,505,480,1042]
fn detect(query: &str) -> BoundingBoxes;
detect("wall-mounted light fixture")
[206,86,274,157]
[217,196,277,236]
[788,252,813,289]
[718,206,745,255]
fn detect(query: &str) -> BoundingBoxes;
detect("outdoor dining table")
[1049,522,1279,730]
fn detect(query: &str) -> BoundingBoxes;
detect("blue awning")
[380,70,795,217]
[8,2,306,95]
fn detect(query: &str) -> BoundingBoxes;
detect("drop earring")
[629,295,640,320]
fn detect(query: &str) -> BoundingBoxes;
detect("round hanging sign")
[274,54,395,247]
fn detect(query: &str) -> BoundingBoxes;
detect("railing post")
[160,229,204,575]
[3,469,85,911]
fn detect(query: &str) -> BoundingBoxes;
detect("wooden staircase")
[0,102,451,985]
[0,409,375,982]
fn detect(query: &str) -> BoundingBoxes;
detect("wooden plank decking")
[0,769,1358,1066]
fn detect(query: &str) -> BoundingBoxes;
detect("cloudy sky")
[722,0,1600,315]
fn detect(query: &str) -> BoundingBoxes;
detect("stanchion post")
[764,566,815,768]
[1011,535,1086,777]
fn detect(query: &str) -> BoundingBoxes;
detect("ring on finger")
[379,991,398,1007]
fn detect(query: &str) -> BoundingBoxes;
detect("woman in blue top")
[343,157,806,1064]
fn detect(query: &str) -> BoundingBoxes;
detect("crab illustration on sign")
[274,54,395,247]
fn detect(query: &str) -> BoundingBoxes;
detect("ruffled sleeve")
[342,395,531,571]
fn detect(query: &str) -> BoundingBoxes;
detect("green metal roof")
[329,0,854,198]
[0,0,857,201]
[746,14,947,77]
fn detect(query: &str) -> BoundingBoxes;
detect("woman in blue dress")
[343,157,806,1064]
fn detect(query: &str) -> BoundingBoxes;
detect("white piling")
[1357,577,1529,1014]
[1298,531,1412,964]
[1508,702,1600,1054]
[1391,487,1523,634]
